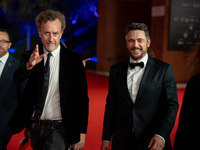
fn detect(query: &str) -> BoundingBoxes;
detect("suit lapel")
[59,45,70,81]
[38,45,45,87]
[0,55,15,80]
[135,56,157,104]
[59,45,72,96]
[119,59,134,106]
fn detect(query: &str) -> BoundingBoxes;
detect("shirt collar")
[43,45,60,58]
[0,52,9,64]
[129,53,148,68]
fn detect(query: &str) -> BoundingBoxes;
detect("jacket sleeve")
[14,50,34,83]
[102,66,116,141]
[78,58,89,134]
[155,65,179,140]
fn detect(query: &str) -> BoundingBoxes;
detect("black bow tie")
[129,62,144,69]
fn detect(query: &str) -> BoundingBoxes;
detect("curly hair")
[35,9,66,32]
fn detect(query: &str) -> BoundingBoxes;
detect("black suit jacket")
[9,44,89,144]
[102,55,179,149]
[0,55,25,136]
[173,74,200,150]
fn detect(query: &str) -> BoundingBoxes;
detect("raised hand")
[26,44,45,70]
[82,58,90,67]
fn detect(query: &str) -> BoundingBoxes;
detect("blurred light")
[71,15,78,25]
[8,48,17,53]
[90,5,99,17]
[60,38,68,42]
[90,55,98,62]
[12,38,26,46]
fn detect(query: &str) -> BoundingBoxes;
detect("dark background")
[168,0,200,50]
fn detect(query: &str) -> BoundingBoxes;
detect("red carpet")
[7,71,185,149]
[170,88,185,148]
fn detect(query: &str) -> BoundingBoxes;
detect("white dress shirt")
[40,45,62,120]
[0,52,9,77]
[127,54,148,103]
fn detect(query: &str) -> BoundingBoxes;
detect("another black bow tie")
[129,62,144,69]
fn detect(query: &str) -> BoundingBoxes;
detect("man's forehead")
[126,30,146,39]
[0,31,9,39]
[40,20,62,32]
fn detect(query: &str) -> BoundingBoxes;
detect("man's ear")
[38,29,41,37]
[60,31,63,39]
[147,38,151,48]
[8,42,12,49]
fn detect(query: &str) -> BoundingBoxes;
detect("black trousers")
[111,132,172,150]
[30,120,69,150]
[111,132,148,150]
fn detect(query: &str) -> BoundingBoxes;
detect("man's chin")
[45,46,57,52]
[131,54,143,61]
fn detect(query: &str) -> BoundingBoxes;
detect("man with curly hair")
[9,9,89,150]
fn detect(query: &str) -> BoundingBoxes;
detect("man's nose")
[133,41,139,47]
[48,34,54,41]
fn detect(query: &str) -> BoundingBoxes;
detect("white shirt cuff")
[155,134,165,144]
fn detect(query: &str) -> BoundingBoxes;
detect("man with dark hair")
[9,9,89,150]
[0,28,25,149]
[101,23,179,150]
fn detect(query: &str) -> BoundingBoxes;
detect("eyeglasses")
[0,40,11,45]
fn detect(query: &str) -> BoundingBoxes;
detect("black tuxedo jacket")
[0,55,25,136]
[102,55,179,149]
[9,44,89,144]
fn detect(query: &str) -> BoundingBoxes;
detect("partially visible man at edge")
[9,9,89,150]
[0,28,25,149]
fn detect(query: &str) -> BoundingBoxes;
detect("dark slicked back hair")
[0,28,12,42]
[35,9,66,32]
[125,23,150,41]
